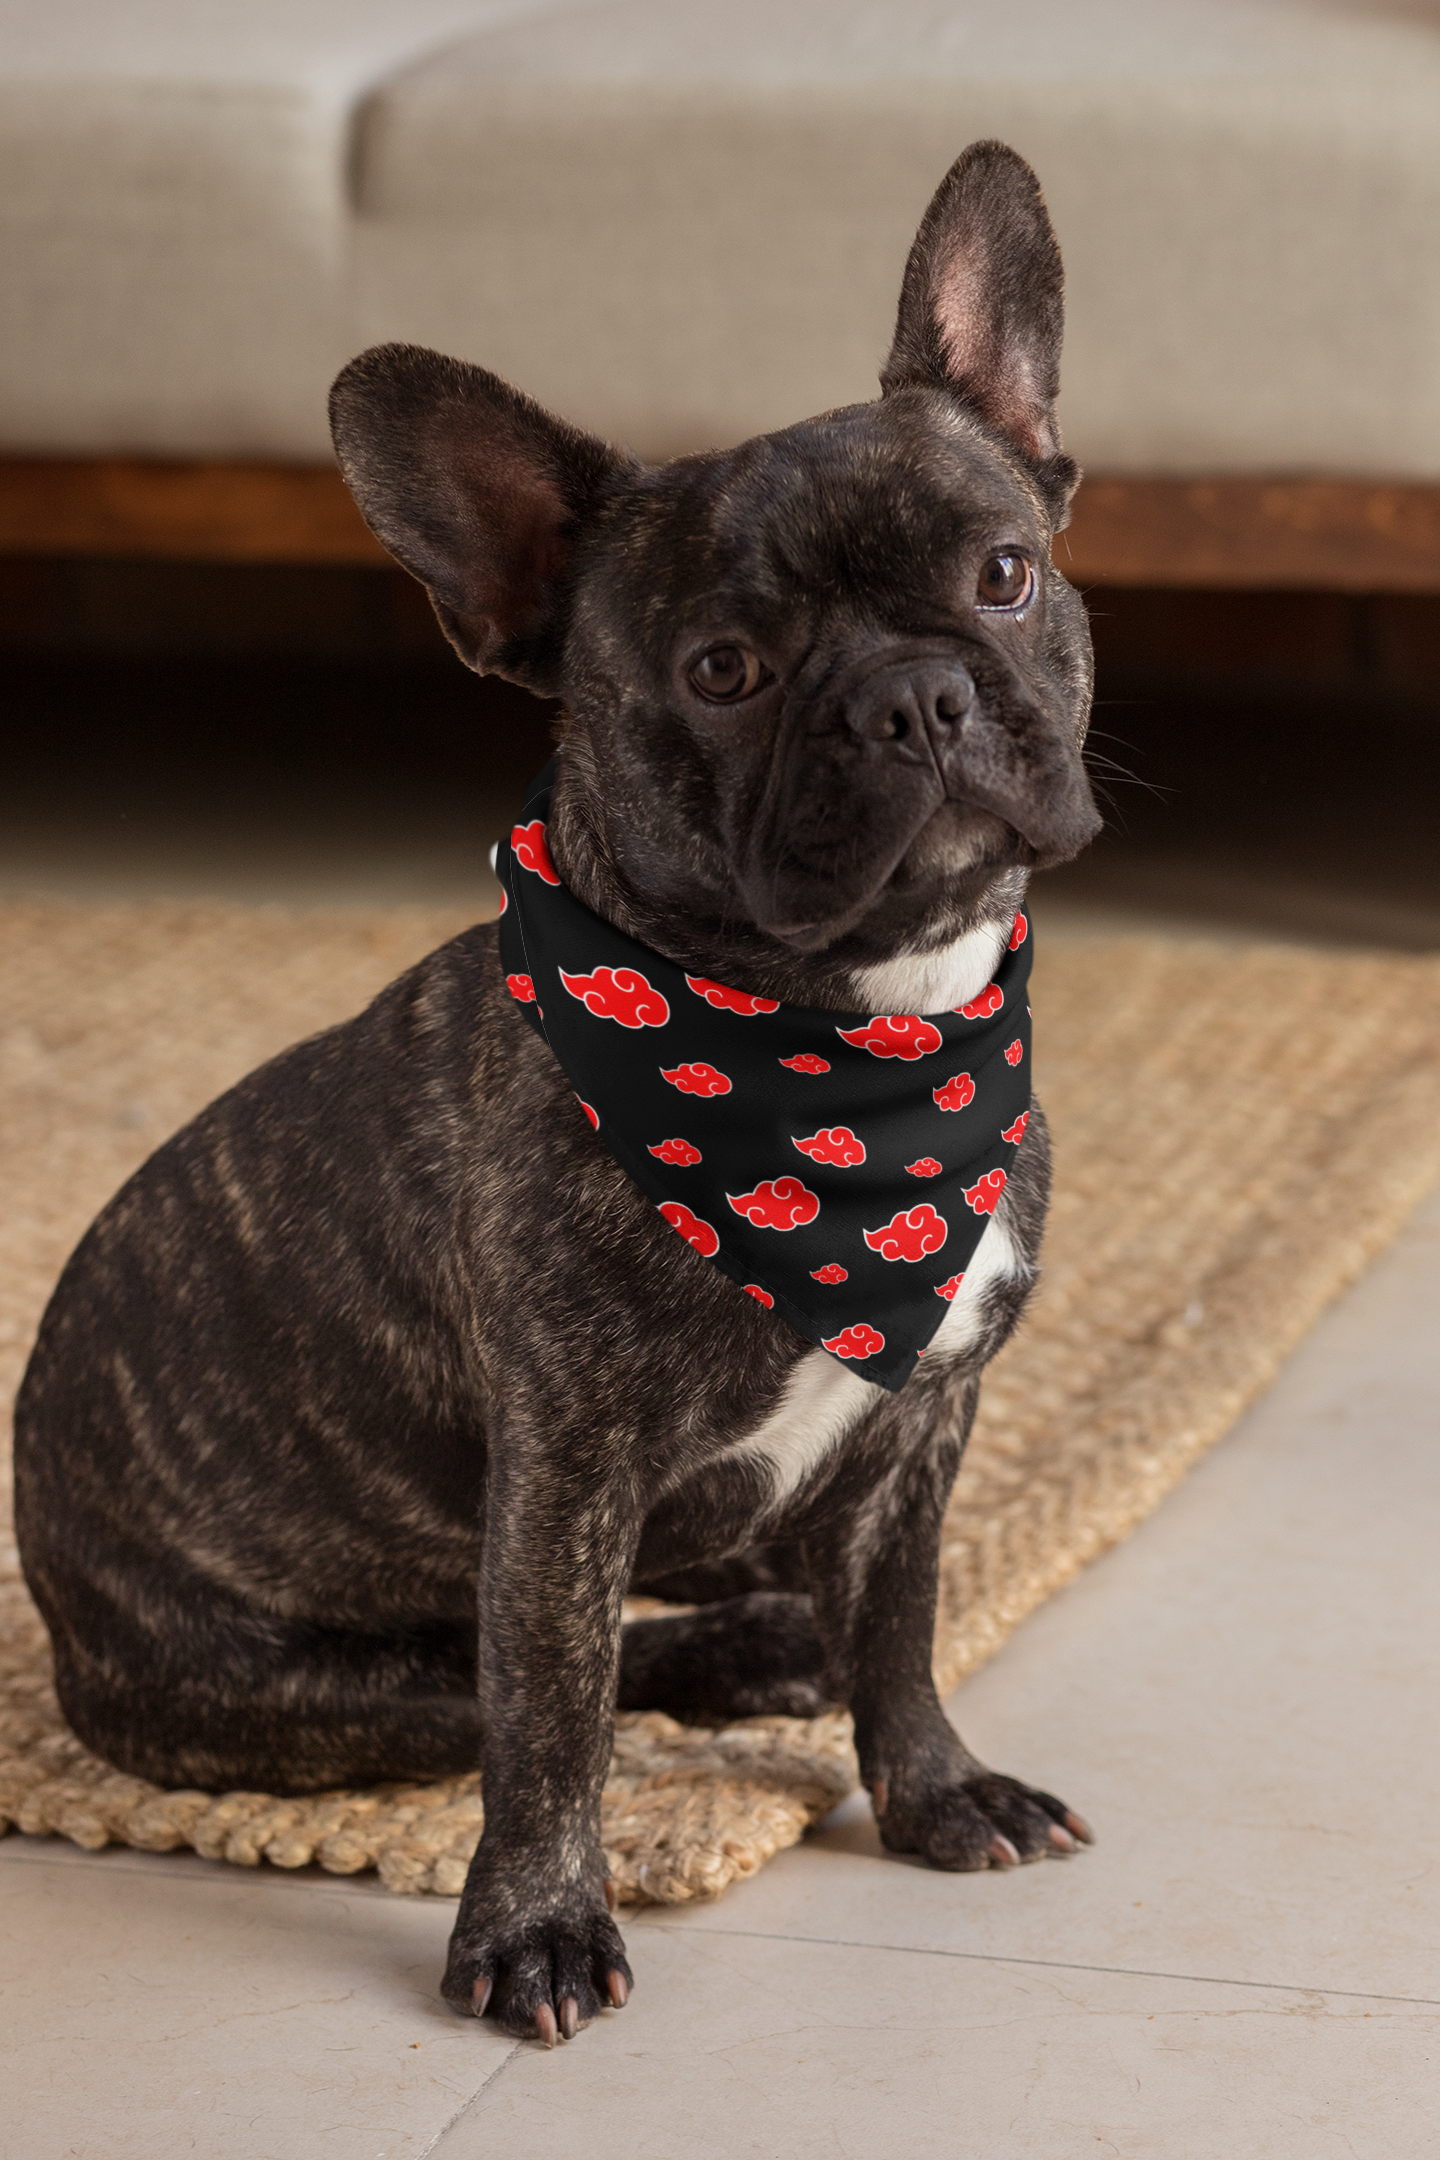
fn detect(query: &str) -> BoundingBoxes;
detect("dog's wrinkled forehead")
[592,393,1047,662]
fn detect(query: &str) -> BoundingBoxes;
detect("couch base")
[3,460,1439,594]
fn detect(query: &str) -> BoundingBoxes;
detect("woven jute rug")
[3,899,1439,1905]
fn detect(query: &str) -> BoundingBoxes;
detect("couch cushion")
[0,2,592,460]
[353,0,1440,475]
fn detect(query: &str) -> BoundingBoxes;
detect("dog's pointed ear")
[883,142,1076,506]
[329,345,637,688]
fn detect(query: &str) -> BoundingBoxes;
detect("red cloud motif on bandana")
[837,1015,943,1060]
[743,1283,774,1307]
[793,1126,866,1168]
[649,1136,701,1165]
[1001,1110,1030,1145]
[811,1263,848,1283]
[1004,1039,1024,1067]
[1009,910,1029,950]
[561,966,669,1027]
[780,1053,830,1074]
[727,1176,820,1231]
[823,1322,885,1361]
[963,1169,1008,1215]
[662,1061,731,1096]
[685,975,780,1016]
[957,982,1004,1019]
[864,1203,947,1262]
[511,820,561,885]
[497,887,508,915]
[575,1096,599,1130]
[934,1272,966,1301]
[505,973,536,1003]
[659,1201,720,1257]
[906,1157,943,1178]
[933,1072,976,1112]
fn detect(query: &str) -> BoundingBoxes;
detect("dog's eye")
[689,645,764,702]
[976,553,1034,610]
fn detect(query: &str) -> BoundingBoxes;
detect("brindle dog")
[15,141,1102,2043]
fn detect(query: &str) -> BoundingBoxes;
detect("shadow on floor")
[2,571,1438,945]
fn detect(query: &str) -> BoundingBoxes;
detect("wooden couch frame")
[3,459,1440,591]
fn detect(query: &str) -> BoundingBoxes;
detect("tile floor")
[5,1183,1437,2160]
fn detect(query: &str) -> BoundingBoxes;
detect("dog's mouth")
[752,802,1017,953]
[737,665,1099,955]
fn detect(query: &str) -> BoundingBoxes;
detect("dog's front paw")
[876,1769,1094,1872]
[441,1884,633,2043]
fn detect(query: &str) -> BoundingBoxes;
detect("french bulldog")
[14,140,1101,2043]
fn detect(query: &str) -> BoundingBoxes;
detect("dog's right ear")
[329,345,636,689]
[882,142,1076,513]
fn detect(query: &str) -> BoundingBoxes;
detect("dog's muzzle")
[840,653,1100,866]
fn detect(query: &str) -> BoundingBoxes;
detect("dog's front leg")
[442,1450,636,2042]
[806,1390,1092,1872]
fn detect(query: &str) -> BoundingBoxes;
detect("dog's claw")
[607,1968,629,2009]
[603,1877,618,1914]
[559,1995,579,2041]
[1048,1822,1078,1853]
[534,2003,559,2048]
[988,1834,1021,1867]
[1064,1809,1095,1845]
[470,1977,492,2016]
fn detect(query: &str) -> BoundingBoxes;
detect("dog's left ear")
[883,141,1077,515]
[329,344,637,690]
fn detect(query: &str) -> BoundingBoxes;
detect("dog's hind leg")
[617,1591,837,1721]
[50,1610,485,1796]
[629,1541,810,1605]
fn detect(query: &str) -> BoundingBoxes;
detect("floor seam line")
[652,1924,1440,2007]
[418,2038,523,2156]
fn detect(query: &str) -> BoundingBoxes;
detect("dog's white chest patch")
[924,1208,1025,1363]
[721,1350,875,1510]
[848,918,1011,1019]
[722,1212,1023,1506]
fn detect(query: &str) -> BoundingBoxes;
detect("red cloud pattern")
[934,1272,966,1301]
[685,975,780,1016]
[906,1157,943,1178]
[780,1053,830,1074]
[662,1061,732,1096]
[505,973,536,1002]
[864,1203,948,1263]
[823,1322,885,1361]
[1001,1110,1030,1145]
[963,1169,1008,1215]
[511,819,561,885]
[957,982,1004,1019]
[837,1015,943,1060]
[1004,1039,1024,1067]
[659,1201,720,1257]
[575,1096,599,1130]
[811,1263,848,1284]
[497,887,508,915]
[743,1284,774,1308]
[933,1072,976,1113]
[1009,910,1029,950]
[649,1137,701,1165]
[561,965,670,1027]
[793,1126,866,1167]
[727,1176,820,1232]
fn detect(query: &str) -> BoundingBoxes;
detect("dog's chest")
[719,1205,1022,1508]
[708,919,1024,1509]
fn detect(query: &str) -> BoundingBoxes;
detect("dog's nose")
[848,661,975,758]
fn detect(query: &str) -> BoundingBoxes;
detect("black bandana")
[496,763,1034,1392]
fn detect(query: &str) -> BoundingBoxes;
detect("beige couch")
[3,0,1439,579]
